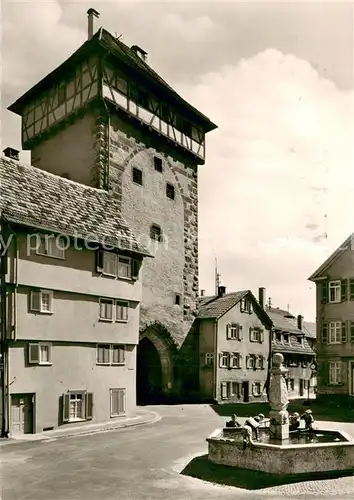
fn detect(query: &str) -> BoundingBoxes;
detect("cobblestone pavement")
[1,405,353,499]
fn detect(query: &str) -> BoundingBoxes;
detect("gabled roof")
[8,29,217,133]
[272,336,315,356]
[303,321,316,339]
[0,156,150,256]
[197,290,273,328]
[308,233,354,281]
[267,310,301,335]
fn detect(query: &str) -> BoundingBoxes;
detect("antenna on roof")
[267,297,272,310]
[214,257,221,296]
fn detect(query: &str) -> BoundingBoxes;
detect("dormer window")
[276,332,281,341]
[283,334,289,343]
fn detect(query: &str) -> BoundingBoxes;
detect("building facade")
[4,9,217,408]
[267,307,316,400]
[309,233,354,400]
[197,287,272,404]
[0,152,150,435]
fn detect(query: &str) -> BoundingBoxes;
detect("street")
[1,405,354,500]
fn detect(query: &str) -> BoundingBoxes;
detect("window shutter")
[239,354,243,368]
[226,324,230,340]
[351,321,354,343]
[246,355,250,368]
[322,323,328,344]
[341,279,348,301]
[96,250,104,272]
[249,327,252,341]
[321,281,328,304]
[30,291,41,312]
[118,389,126,414]
[219,353,223,368]
[62,394,70,422]
[238,325,243,341]
[260,329,264,343]
[86,393,94,420]
[229,353,234,369]
[350,279,354,300]
[132,259,141,280]
[251,382,255,396]
[28,344,40,364]
[221,382,227,399]
[341,322,347,343]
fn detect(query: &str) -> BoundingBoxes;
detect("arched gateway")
[137,324,176,404]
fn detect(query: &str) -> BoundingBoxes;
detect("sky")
[2,1,354,321]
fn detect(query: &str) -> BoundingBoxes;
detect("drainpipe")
[0,218,9,437]
[213,320,218,400]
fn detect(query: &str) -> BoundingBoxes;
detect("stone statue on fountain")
[268,352,289,440]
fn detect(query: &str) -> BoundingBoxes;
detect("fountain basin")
[207,428,354,475]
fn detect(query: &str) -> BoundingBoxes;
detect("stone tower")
[8,9,217,399]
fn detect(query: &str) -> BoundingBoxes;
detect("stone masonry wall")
[96,112,200,347]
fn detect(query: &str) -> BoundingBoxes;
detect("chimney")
[297,314,303,331]
[131,45,148,62]
[218,286,226,298]
[200,289,206,297]
[3,147,20,161]
[258,287,266,309]
[87,8,100,40]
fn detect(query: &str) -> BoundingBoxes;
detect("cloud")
[173,49,353,319]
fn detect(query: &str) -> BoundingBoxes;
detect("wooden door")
[11,394,33,434]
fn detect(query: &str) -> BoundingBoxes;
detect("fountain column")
[268,352,289,440]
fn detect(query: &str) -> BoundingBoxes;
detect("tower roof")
[8,28,217,133]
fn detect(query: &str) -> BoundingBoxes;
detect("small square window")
[205,353,214,366]
[150,224,163,242]
[132,167,143,185]
[154,157,163,172]
[30,290,53,314]
[166,183,175,200]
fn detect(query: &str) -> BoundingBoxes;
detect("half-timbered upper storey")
[8,28,217,163]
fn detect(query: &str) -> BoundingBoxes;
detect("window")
[110,388,126,417]
[175,294,181,305]
[116,301,129,322]
[227,323,242,340]
[283,334,289,343]
[302,360,308,368]
[154,157,163,172]
[249,327,263,343]
[246,354,257,369]
[219,352,229,368]
[62,391,93,423]
[221,381,241,400]
[97,344,111,365]
[118,256,132,279]
[97,344,126,366]
[329,321,341,344]
[132,167,143,185]
[329,361,342,385]
[97,251,136,281]
[329,281,341,303]
[166,183,175,200]
[99,298,114,321]
[112,345,125,365]
[150,224,163,243]
[289,359,298,367]
[28,343,52,365]
[205,353,214,366]
[231,352,242,369]
[35,235,66,259]
[252,382,262,396]
[240,298,252,313]
[257,355,264,369]
[350,279,354,300]
[297,336,303,345]
[276,332,281,341]
[231,382,241,398]
[30,290,53,314]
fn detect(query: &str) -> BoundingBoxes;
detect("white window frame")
[30,290,54,314]
[220,352,229,368]
[231,382,241,398]
[117,256,132,280]
[227,323,241,340]
[67,391,88,422]
[110,388,126,417]
[329,321,341,344]
[35,235,66,259]
[205,353,214,366]
[257,355,264,370]
[240,298,252,313]
[96,344,111,365]
[102,252,117,277]
[112,345,126,366]
[250,328,262,343]
[116,301,129,322]
[231,352,241,369]
[28,342,53,365]
[252,382,261,396]
[329,280,341,303]
[329,361,342,385]
[247,354,256,369]
[99,298,114,322]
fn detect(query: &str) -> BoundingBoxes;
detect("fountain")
[207,353,354,475]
